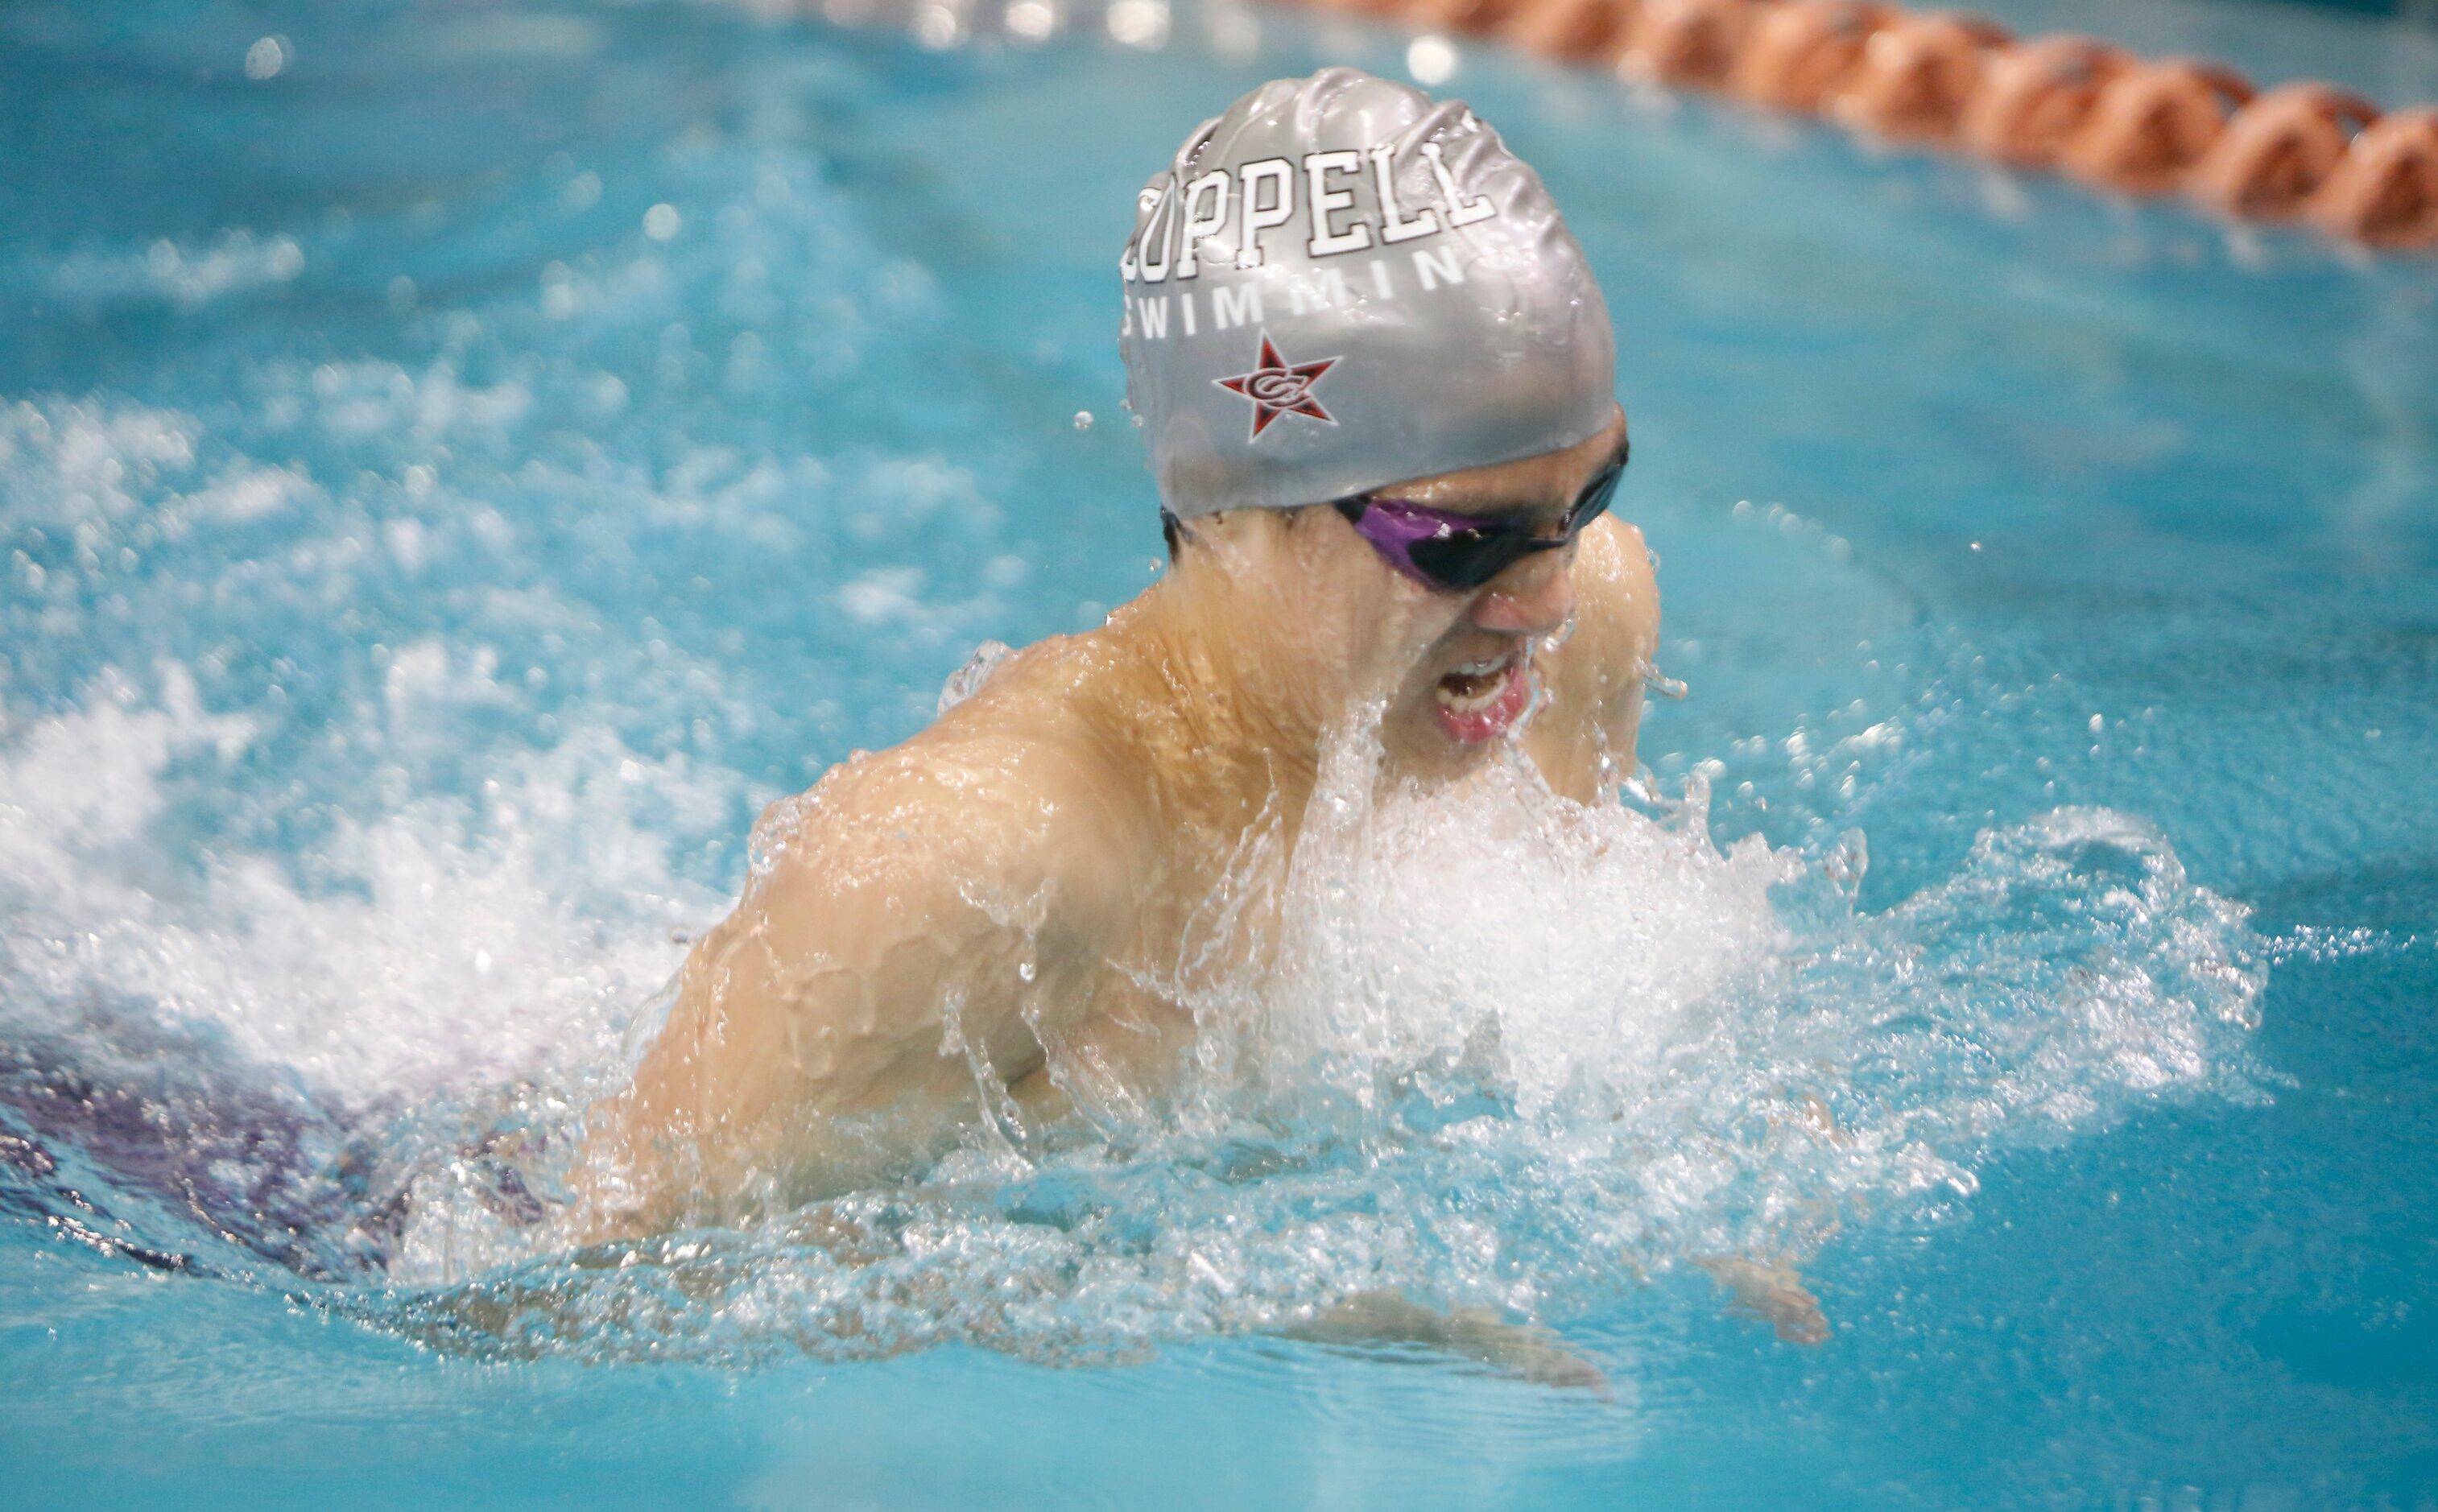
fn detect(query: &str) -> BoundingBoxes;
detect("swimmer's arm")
[1534,515,1662,804]
[572,744,1129,1240]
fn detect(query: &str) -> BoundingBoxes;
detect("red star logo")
[1214,331,1340,441]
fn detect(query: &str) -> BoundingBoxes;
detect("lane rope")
[1304,0,2438,248]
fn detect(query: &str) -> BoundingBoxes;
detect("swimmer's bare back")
[569,513,1657,1241]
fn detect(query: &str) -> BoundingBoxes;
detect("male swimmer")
[576,69,1658,1247]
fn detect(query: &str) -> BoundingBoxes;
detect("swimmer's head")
[1147,407,1629,772]
[1119,68,1617,522]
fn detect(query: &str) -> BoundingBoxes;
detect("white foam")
[0,663,721,1104]
[45,231,306,309]
[370,714,2264,1360]
[1254,730,1799,1129]
[0,539,2267,1365]
[0,398,199,529]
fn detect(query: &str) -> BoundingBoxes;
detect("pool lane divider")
[800,0,2438,251]
[1312,0,2438,250]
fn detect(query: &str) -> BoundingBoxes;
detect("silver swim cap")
[1119,68,1615,521]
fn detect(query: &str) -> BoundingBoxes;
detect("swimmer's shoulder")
[1525,516,1660,800]
[775,638,1151,929]
[1552,515,1660,704]
[1577,514,1659,638]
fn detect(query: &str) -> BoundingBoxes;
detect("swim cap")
[1119,68,1616,521]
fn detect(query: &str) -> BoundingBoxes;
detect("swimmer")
[573,70,1658,1250]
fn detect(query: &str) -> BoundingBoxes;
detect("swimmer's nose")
[1469,550,1576,638]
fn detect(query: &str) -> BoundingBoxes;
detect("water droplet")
[912,3,965,48]
[244,35,288,80]
[1105,0,1168,48]
[560,171,603,214]
[1006,0,1056,41]
[1073,410,1093,431]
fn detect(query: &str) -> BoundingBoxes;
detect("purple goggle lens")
[1334,447,1627,593]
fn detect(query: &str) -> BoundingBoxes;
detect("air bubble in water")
[245,35,288,80]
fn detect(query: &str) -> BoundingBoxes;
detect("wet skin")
[573,409,1655,1240]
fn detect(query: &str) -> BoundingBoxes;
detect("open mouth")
[1432,647,1532,745]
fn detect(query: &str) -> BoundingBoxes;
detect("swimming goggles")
[1333,442,1628,593]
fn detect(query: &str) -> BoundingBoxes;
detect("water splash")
[0,682,2253,1367]
[0,329,2268,1361]
[0,0,2271,1363]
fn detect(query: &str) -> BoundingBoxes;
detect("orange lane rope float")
[1333,0,2438,250]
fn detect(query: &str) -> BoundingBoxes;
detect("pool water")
[2,0,2435,1504]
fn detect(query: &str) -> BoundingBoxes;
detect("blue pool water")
[2,0,2435,1504]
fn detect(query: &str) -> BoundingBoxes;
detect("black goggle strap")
[1571,449,1626,527]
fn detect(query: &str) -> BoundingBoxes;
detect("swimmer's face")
[1354,408,1628,780]
[1185,406,1629,783]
